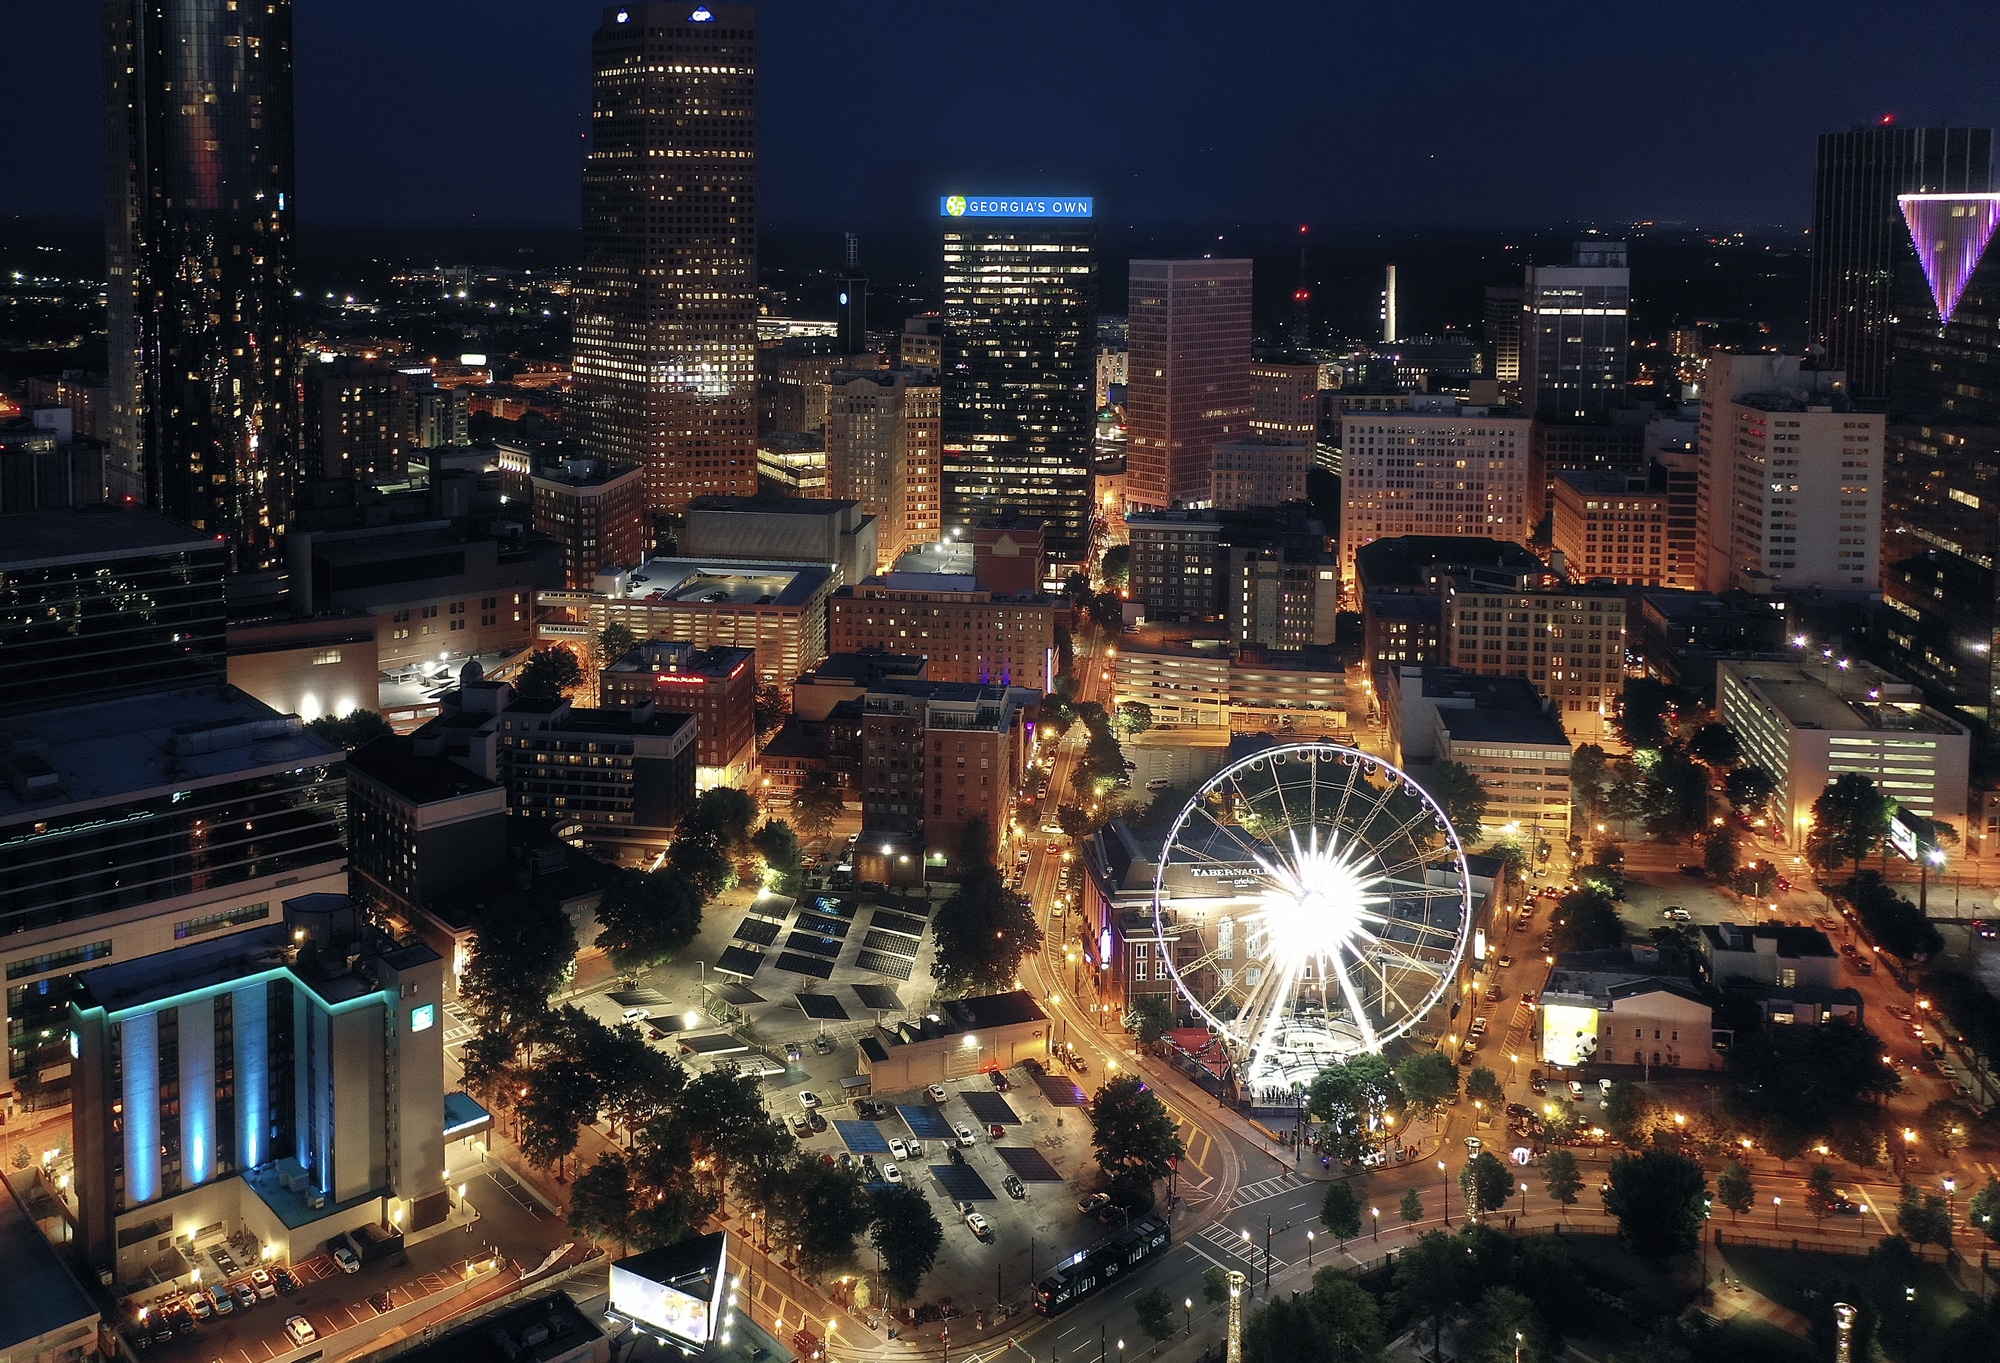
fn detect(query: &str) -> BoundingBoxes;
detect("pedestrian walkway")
[1221,1172,1307,1212]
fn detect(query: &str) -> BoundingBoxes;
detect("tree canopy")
[1307,1055,1406,1163]
[1419,759,1489,841]
[1807,772,1892,871]
[1242,1268,1384,1363]
[931,820,1042,992]
[1088,1074,1185,1204]
[870,1184,943,1301]
[307,710,393,751]
[792,771,845,842]
[1601,1150,1708,1258]
[516,645,583,699]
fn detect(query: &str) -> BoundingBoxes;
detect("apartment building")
[828,573,1055,688]
[1442,575,1625,746]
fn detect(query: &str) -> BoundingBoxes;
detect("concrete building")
[345,735,510,921]
[1697,353,1881,595]
[1113,636,1346,736]
[395,1291,610,1363]
[1530,416,1650,515]
[1124,259,1254,510]
[413,667,697,857]
[1699,923,1842,991]
[598,640,758,789]
[1538,950,1722,1072]
[1484,285,1523,388]
[309,356,414,481]
[1249,359,1322,448]
[0,688,348,1106]
[0,1169,99,1363]
[1224,544,1338,649]
[679,496,877,590]
[69,901,447,1282]
[226,610,381,726]
[1520,242,1630,420]
[824,370,941,570]
[1114,635,1233,729]
[856,991,1049,1089]
[792,651,929,721]
[0,414,108,514]
[858,679,1037,871]
[758,340,843,440]
[541,559,833,692]
[1127,510,1227,621]
[1353,535,1546,675]
[902,315,944,373]
[1208,436,1311,511]
[1338,400,1536,594]
[1632,588,1789,701]
[532,454,649,591]
[1226,648,1348,736]
[1384,666,1570,842]
[828,574,1055,688]
[1442,575,1626,745]
[1717,658,1970,844]
[756,434,829,499]
[1550,463,1699,590]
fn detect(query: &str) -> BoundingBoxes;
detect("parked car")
[368,1292,392,1315]
[926,1084,949,1104]
[1495,955,1513,969]
[955,1123,977,1147]
[1528,1070,1547,1095]
[1004,1174,1027,1200]
[889,1138,910,1160]
[209,1288,233,1316]
[188,1292,213,1321]
[231,1282,256,1310]
[807,1112,828,1134]
[251,1267,276,1299]
[965,1210,994,1241]
[989,1070,1011,1092]
[622,1007,651,1022]
[285,1316,318,1347]
[1079,1192,1112,1214]
[883,1163,904,1185]
[333,1246,361,1274]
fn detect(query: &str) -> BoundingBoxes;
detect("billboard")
[610,1234,728,1348]
[941,195,1094,219]
[1539,1003,1600,1068]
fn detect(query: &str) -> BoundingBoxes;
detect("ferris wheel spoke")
[1371,847,1454,884]
[1343,946,1424,1021]
[1353,908,1463,943]
[1324,950,1380,1052]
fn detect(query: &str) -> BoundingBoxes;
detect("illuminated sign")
[1888,815,1919,862]
[941,195,1094,219]
[411,1003,436,1032]
[610,1235,729,1348]
[1540,1003,1600,1068]
[690,6,714,19]
[1100,928,1113,962]
[1472,928,1487,963]
[1190,865,1260,878]
[1898,193,2000,325]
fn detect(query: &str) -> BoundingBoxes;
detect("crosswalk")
[1221,1171,1307,1212]
[1194,1220,1294,1273]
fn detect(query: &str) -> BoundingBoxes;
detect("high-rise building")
[308,356,414,481]
[1484,285,1523,386]
[1520,242,1630,419]
[941,196,1097,566]
[837,233,869,358]
[531,453,649,590]
[1249,359,1321,448]
[1442,574,1626,746]
[825,369,941,568]
[1124,260,1254,510]
[1550,460,1699,590]
[1808,125,1993,401]
[828,573,1056,688]
[1696,353,1880,595]
[573,3,759,514]
[105,0,298,570]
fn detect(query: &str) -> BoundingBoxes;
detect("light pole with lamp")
[1440,1160,1450,1225]
[1371,1206,1380,1241]
[1773,1196,1782,1229]
[1945,1176,1957,1230]
[1305,1230,1315,1266]
[1183,1298,1193,1336]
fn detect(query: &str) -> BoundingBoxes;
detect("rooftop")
[1355,536,1544,591]
[605,641,756,681]
[0,1171,96,1354]
[531,455,643,489]
[347,734,502,804]
[1700,923,1838,959]
[687,494,860,517]
[0,685,343,824]
[1722,661,1965,736]
[1436,705,1569,748]
[628,559,833,609]
[804,651,929,684]
[386,1290,604,1363]
[72,923,397,1017]
[0,502,221,570]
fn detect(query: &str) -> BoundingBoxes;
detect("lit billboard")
[1540,1003,1600,1068]
[941,195,1094,219]
[610,1233,729,1348]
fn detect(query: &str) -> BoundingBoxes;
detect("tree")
[1307,1055,1405,1163]
[1399,1187,1425,1225]
[1639,743,1710,841]
[595,868,704,974]
[869,1184,943,1302]
[1395,1051,1458,1121]
[1465,1066,1504,1116]
[1723,1017,1899,1147]
[1202,1265,1231,1305]
[793,771,844,842]
[1703,823,1739,881]
[1089,1074,1185,1205]
[1807,1163,1838,1221]
[1391,1230,1469,1361]
[1806,772,1892,872]
[1321,1180,1362,1246]
[517,644,583,700]
[1688,722,1742,770]
[1243,1272,1384,1363]
[1125,993,1173,1046]
[1541,1150,1582,1219]
[1968,1176,2000,1247]
[1602,1150,1708,1258]
[569,1154,636,1249]
[1101,544,1131,591]
[1715,1160,1754,1223]
[1614,678,1686,752]
[1602,1080,1653,1148]
[1570,744,1611,823]
[1549,885,1624,953]
[1133,1288,1177,1344]
[1538,1097,1584,1145]
[1463,1287,1547,1363]
[307,710,393,751]
[1461,1151,1513,1221]
[751,820,804,896]
[754,683,786,739]
[1895,1183,1953,1248]
[1841,871,1944,960]
[1115,702,1154,737]
[1724,764,1777,820]
[459,896,578,1036]
[931,820,1043,992]
[594,622,639,668]
[1420,759,1489,841]
[767,1156,875,1274]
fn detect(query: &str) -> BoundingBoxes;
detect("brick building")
[829,572,1055,688]
[598,640,758,788]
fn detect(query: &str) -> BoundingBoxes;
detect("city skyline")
[8,3,2000,233]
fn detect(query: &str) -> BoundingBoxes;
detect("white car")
[954,1123,977,1147]
[965,1210,993,1241]
[285,1315,319,1347]
[799,1091,821,1110]
[926,1084,948,1104]
[883,1163,904,1184]
[622,1007,651,1022]
[888,1138,910,1160]
[332,1245,361,1274]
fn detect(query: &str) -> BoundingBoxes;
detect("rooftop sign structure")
[1898,193,2000,326]
[941,195,1093,219]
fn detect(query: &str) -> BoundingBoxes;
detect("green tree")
[1243,1272,1384,1363]
[1549,885,1624,953]
[793,771,845,842]
[594,622,639,668]
[1088,1074,1186,1205]
[1602,1150,1708,1258]
[754,683,786,738]
[1462,1286,1547,1363]
[762,1155,876,1275]
[1461,1151,1513,1221]
[306,709,393,751]
[1134,1288,1177,1344]
[1806,1163,1837,1222]
[1395,1051,1458,1121]
[595,868,704,974]
[1807,771,1892,872]
[1307,1055,1406,1163]
[459,896,578,1037]
[1115,701,1154,737]
[1722,1017,1899,1145]
[1967,1176,2000,1246]
[1896,1183,1953,1248]
[1321,1180,1362,1247]
[568,1153,636,1249]
[1840,871,1944,960]
[1057,803,1102,840]
[1570,743,1611,823]
[1125,993,1174,1045]
[1101,544,1132,590]
[869,1184,943,1302]
[1391,1230,1469,1360]
[1714,1159,1754,1223]
[1614,677,1686,752]
[1538,1097,1584,1145]
[1541,1150,1582,1219]
[1640,743,1710,841]
[1399,1186,1424,1225]
[1465,1066,1504,1117]
[931,820,1043,992]
[1420,759,1489,841]
[1202,1265,1231,1305]
[1703,822,1739,880]
[516,644,583,700]
[1688,722,1742,769]
[751,819,804,896]
[1724,764,1776,820]
[1602,1080,1653,1147]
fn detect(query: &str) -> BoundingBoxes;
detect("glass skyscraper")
[941,199,1097,567]
[573,2,760,515]
[105,0,299,571]
[1808,125,1992,402]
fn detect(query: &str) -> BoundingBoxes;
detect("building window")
[312,648,342,665]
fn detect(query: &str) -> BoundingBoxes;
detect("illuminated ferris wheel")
[1150,743,1474,1095]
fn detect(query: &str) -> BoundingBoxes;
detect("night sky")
[7,1,2000,232]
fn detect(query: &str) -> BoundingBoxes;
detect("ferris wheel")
[1149,743,1474,1095]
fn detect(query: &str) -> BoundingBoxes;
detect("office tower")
[838,233,869,357]
[1442,575,1626,746]
[1696,353,1880,594]
[825,369,941,568]
[1209,438,1310,510]
[1249,359,1320,446]
[1881,194,2000,719]
[901,315,944,373]
[307,356,414,481]
[1808,125,1992,400]
[1382,265,1398,344]
[104,0,299,570]
[573,3,759,515]
[1521,242,1630,419]
[1125,259,1254,510]
[1337,398,1537,593]
[1484,285,1524,386]
[940,195,1097,566]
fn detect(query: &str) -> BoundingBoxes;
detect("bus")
[1032,1217,1170,1317]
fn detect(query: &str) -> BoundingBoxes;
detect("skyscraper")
[574,2,759,515]
[1520,242,1630,419]
[825,369,940,569]
[941,195,1097,567]
[1124,259,1254,511]
[1808,124,1992,401]
[105,0,298,570]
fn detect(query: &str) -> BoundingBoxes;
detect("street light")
[1305,1230,1315,1266]
[1183,1298,1193,1335]
[1773,1196,1782,1228]
[1371,1206,1380,1241]
[1944,1176,1957,1226]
